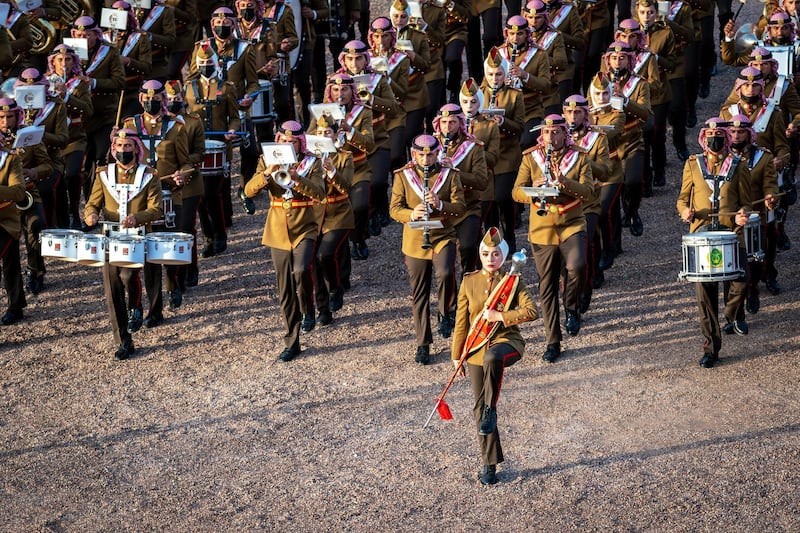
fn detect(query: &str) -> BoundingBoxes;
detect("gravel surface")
[3,3,800,530]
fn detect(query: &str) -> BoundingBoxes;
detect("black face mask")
[241,8,256,21]
[115,151,135,165]
[214,25,232,40]
[143,99,161,115]
[201,64,216,78]
[168,101,183,114]
[706,136,725,153]
[731,140,749,151]
[742,94,761,105]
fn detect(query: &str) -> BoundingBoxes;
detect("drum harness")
[696,153,740,231]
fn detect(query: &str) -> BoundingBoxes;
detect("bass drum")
[288,0,303,71]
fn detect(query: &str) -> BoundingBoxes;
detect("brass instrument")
[30,18,57,56]
[0,189,33,211]
[56,0,94,30]
[421,165,433,250]
[536,143,555,216]
[734,23,759,56]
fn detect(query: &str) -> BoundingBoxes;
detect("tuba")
[30,18,57,56]
[56,0,94,30]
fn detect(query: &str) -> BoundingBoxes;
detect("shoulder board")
[95,165,109,176]
[522,145,537,155]
[688,155,697,161]
[571,145,589,154]
[463,270,480,278]
[174,115,185,125]
[758,146,773,156]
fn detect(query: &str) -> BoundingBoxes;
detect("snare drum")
[679,231,743,282]
[40,229,81,262]
[76,234,108,267]
[145,232,194,265]
[744,213,764,262]
[109,235,146,268]
[202,140,227,176]
[250,80,276,124]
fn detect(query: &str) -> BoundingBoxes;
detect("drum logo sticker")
[123,247,129,255]
[709,247,723,268]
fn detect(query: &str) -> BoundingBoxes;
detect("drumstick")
[115,89,125,128]
[751,191,787,205]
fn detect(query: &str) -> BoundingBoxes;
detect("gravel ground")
[3,3,800,530]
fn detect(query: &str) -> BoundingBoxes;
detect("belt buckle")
[282,199,292,210]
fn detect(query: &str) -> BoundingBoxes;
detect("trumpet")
[537,143,555,217]
[421,165,433,250]
[271,166,294,190]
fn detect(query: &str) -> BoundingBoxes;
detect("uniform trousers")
[581,212,599,307]
[684,40,702,117]
[455,213,481,276]
[22,202,46,277]
[36,171,61,228]
[532,231,586,345]
[0,228,24,314]
[622,150,645,221]
[695,250,747,356]
[643,102,669,186]
[83,124,114,201]
[58,150,84,228]
[466,8,502,84]
[599,183,622,260]
[403,109,427,149]
[389,127,407,175]
[369,148,391,222]
[405,242,457,347]
[575,28,606,94]
[484,171,517,254]
[314,228,350,313]
[469,343,520,466]
[271,238,316,349]
[178,195,201,289]
[199,172,227,244]
[444,40,466,102]
[668,77,688,153]
[102,263,142,345]
[521,117,542,151]
[349,180,370,244]
[426,78,445,131]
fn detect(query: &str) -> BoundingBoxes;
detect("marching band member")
[433,103,488,275]
[322,73,374,261]
[84,128,164,360]
[512,114,595,363]
[573,0,611,93]
[365,20,408,176]
[0,139,26,326]
[441,0,470,104]
[417,0,447,128]
[720,67,791,297]
[0,97,52,305]
[587,74,626,282]
[684,0,710,128]
[480,47,524,255]
[311,115,354,325]
[105,1,153,126]
[522,1,568,116]
[121,80,193,326]
[258,0,301,122]
[243,121,326,361]
[184,43,243,258]
[458,78,499,231]
[541,0,585,103]
[46,45,94,231]
[497,15,552,148]
[12,0,62,73]
[727,114,778,314]
[294,0,328,126]
[722,10,797,66]
[390,134,465,365]
[14,69,68,234]
[187,7,260,103]
[661,0,695,162]
[4,4,33,77]
[310,0,357,102]
[165,81,205,290]
[451,227,537,486]
[563,95,605,314]
[603,41,652,239]
[613,16,673,194]
[133,0,176,82]
[676,118,751,368]
[165,0,200,81]
[337,34,400,236]
[390,0,432,144]
[71,16,125,198]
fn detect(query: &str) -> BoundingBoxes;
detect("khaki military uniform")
[676,153,751,356]
[531,29,568,112]
[82,41,125,133]
[548,2,585,83]
[137,4,176,80]
[187,38,260,101]
[114,30,153,118]
[396,26,431,114]
[720,102,790,165]
[499,42,551,123]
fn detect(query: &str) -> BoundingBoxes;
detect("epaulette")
[522,145,537,155]
[571,145,589,154]
[463,270,480,278]
[688,154,697,161]
[465,133,483,146]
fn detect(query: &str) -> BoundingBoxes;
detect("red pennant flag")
[436,399,453,420]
